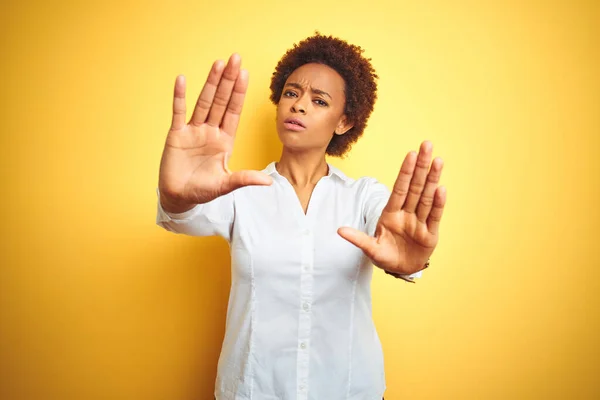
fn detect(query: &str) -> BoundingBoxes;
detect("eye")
[283,90,297,97]
[314,99,328,107]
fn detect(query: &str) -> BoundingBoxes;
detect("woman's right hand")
[158,54,273,213]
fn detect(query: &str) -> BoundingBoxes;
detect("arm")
[364,179,424,283]
[155,188,234,241]
[338,141,446,283]
[156,55,271,242]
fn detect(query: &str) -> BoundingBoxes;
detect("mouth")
[283,118,306,131]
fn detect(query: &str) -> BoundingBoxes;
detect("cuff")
[384,269,423,283]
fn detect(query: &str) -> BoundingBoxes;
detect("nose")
[291,94,307,114]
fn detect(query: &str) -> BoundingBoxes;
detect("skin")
[274,63,353,213]
[158,53,447,276]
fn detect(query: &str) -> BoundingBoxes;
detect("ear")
[334,115,354,136]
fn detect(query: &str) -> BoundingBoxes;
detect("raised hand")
[158,54,273,213]
[337,141,447,276]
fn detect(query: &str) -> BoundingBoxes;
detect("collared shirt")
[155,161,422,400]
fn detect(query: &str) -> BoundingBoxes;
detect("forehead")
[285,63,345,93]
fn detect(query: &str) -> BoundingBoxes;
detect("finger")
[190,59,225,126]
[427,186,447,235]
[220,68,249,137]
[206,53,241,128]
[416,157,444,222]
[403,141,433,213]
[171,75,186,130]
[337,227,379,260]
[221,170,273,195]
[384,151,417,213]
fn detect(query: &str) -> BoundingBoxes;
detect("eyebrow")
[285,82,332,100]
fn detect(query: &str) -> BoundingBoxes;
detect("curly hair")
[269,32,379,157]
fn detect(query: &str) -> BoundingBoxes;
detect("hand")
[337,141,447,275]
[158,53,273,211]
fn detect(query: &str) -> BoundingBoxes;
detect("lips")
[283,118,306,130]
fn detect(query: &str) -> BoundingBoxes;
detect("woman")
[156,33,446,400]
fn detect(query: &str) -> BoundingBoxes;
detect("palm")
[338,141,447,277]
[159,54,272,208]
[371,208,438,273]
[162,124,234,204]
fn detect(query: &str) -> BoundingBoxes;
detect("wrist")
[159,192,197,214]
[383,259,430,281]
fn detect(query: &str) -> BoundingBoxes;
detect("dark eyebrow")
[285,82,332,100]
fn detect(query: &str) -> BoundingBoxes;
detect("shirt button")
[302,303,310,311]
[303,229,310,236]
[299,385,306,391]
[300,342,306,349]
[302,264,309,272]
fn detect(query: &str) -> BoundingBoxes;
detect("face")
[276,63,353,153]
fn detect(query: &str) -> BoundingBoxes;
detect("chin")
[276,132,303,148]
[276,126,302,139]
[277,131,299,147]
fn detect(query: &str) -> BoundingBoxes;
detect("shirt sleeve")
[363,178,423,282]
[155,188,234,242]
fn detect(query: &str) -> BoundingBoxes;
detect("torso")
[211,161,387,398]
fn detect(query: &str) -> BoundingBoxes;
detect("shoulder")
[328,163,389,196]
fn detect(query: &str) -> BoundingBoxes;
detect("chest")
[292,185,316,215]
[230,182,368,281]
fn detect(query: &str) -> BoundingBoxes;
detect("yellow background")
[1,0,598,399]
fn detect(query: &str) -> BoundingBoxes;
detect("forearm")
[155,188,233,239]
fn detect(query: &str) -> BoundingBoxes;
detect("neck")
[275,148,329,187]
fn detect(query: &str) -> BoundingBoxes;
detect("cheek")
[276,98,290,114]
[275,104,285,121]
[322,111,343,129]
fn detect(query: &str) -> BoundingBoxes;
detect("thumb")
[222,170,273,194]
[218,152,273,194]
[337,227,378,259]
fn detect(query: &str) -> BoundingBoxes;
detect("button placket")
[296,226,314,399]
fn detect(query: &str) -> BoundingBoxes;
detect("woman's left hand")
[337,141,446,276]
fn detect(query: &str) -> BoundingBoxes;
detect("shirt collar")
[263,161,350,183]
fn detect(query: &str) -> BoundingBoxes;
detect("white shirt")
[155,161,421,400]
